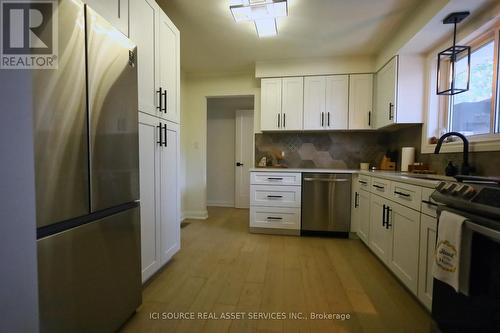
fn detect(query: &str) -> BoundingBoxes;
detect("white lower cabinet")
[418,214,437,311]
[388,202,421,294]
[250,206,301,230]
[139,112,180,283]
[356,174,437,310]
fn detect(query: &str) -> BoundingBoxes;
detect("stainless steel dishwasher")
[301,173,352,235]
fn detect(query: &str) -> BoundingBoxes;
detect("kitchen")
[1,0,500,332]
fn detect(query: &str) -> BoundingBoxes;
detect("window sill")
[421,134,500,154]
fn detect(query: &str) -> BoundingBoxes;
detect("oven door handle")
[465,222,500,244]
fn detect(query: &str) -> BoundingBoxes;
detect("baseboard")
[206,200,235,208]
[182,210,208,220]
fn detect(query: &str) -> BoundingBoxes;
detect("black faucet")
[434,132,472,175]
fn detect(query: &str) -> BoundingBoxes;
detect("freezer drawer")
[37,207,141,333]
[301,173,352,232]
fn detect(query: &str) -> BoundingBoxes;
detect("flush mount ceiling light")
[230,0,288,38]
[436,11,471,96]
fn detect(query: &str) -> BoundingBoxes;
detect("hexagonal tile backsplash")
[255,132,390,169]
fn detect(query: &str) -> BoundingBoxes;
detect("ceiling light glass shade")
[230,0,287,22]
[254,18,277,37]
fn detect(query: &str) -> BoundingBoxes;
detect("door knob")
[236,162,244,166]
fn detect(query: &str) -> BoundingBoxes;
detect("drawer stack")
[249,172,301,235]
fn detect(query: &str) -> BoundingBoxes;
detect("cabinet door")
[325,75,348,129]
[388,201,420,294]
[138,113,161,282]
[303,76,326,130]
[357,190,371,245]
[369,195,391,263]
[260,78,282,131]
[349,74,373,130]
[375,56,397,129]
[160,122,181,265]
[130,0,159,117]
[418,214,437,311]
[158,12,180,124]
[85,0,129,36]
[281,77,303,131]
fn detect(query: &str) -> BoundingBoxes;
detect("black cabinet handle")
[236,162,244,166]
[162,123,168,147]
[283,113,286,128]
[157,122,163,146]
[355,192,359,208]
[368,111,371,126]
[277,114,281,128]
[321,112,324,127]
[358,180,368,185]
[267,195,283,198]
[386,207,392,229]
[422,200,438,207]
[267,217,283,220]
[389,102,394,120]
[382,204,387,227]
[157,87,163,111]
[373,184,385,190]
[327,112,330,127]
[267,177,283,180]
[162,89,167,113]
[394,191,410,197]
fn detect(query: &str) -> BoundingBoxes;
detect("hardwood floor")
[120,207,434,333]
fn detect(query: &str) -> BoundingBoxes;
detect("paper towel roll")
[401,147,415,172]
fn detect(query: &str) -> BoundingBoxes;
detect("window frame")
[422,19,500,154]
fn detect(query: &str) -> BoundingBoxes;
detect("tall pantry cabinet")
[130,0,181,282]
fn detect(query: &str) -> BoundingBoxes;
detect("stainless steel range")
[431,176,500,333]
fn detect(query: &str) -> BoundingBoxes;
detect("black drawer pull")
[267,177,283,180]
[394,191,410,197]
[373,185,385,190]
[267,217,283,220]
[422,200,438,207]
[267,195,283,198]
[358,180,368,185]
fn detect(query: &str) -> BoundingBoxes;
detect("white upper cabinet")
[349,74,373,130]
[260,78,282,131]
[304,75,348,130]
[130,0,158,116]
[325,75,348,129]
[281,77,303,131]
[374,55,424,129]
[303,76,326,130]
[85,0,129,36]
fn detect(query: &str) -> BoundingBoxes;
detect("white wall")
[0,71,39,332]
[181,72,260,219]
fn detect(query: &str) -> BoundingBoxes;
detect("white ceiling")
[159,0,423,74]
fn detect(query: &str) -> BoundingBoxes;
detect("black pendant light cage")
[436,12,471,96]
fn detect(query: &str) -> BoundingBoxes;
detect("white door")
[325,75,348,129]
[260,78,282,131]
[418,214,437,310]
[349,74,373,130]
[235,110,254,208]
[369,195,391,264]
[375,56,397,128]
[158,12,179,123]
[130,0,158,117]
[357,190,371,244]
[303,76,326,130]
[281,77,303,131]
[160,122,180,265]
[388,202,421,294]
[85,0,129,35]
[138,113,161,282]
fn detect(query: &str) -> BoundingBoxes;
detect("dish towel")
[433,211,468,293]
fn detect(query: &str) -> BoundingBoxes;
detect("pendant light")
[436,12,470,95]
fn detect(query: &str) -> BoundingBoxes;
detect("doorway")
[206,96,254,209]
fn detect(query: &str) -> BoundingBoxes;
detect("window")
[445,28,499,137]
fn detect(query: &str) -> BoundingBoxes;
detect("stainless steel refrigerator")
[34,1,141,332]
